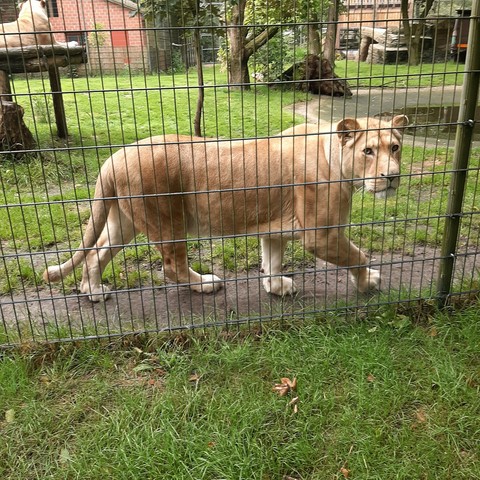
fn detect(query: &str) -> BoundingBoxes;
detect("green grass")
[0,61,472,297]
[338,60,464,88]
[1,306,479,479]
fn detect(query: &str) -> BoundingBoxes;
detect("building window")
[47,0,59,17]
[66,32,87,46]
[111,31,129,47]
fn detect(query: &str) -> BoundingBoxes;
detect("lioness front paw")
[81,284,111,303]
[263,276,297,296]
[350,268,381,293]
[190,274,222,294]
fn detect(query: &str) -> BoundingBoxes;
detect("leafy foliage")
[249,28,307,81]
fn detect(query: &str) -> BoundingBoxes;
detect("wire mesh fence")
[0,0,479,346]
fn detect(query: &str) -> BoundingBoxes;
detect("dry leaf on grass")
[273,377,299,412]
[412,406,428,429]
[340,466,350,478]
[272,377,297,396]
[272,384,290,396]
[189,373,201,382]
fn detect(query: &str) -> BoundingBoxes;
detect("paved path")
[290,85,463,125]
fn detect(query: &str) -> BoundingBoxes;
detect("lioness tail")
[43,168,115,283]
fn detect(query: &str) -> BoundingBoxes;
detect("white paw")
[67,41,79,47]
[263,276,297,296]
[190,274,222,294]
[81,284,111,302]
[350,268,381,293]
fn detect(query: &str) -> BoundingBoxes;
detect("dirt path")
[2,245,479,341]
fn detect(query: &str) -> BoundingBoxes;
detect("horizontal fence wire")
[0,0,479,346]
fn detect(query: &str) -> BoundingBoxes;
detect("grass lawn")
[0,61,477,301]
[1,306,479,479]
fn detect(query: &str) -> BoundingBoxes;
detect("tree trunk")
[227,0,279,90]
[407,29,422,66]
[401,0,434,66]
[307,14,321,56]
[227,0,249,90]
[193,26,204,137]
[358,35,372,62]
[323,0,339,65]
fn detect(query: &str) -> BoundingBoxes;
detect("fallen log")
[277,55,352,97]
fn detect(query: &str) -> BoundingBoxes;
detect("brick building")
[0,0,168,73]
[47,0,149,74]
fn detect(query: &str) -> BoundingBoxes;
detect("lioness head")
[18,0,47,15]
[336,115,409,198]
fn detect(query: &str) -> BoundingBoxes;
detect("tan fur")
[43,115,408,302]
[0,0,77,49]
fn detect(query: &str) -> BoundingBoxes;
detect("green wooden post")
[437,0,480,307]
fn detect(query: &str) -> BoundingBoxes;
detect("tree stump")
[277,55,352,97]
[0,44,86,157]
[0,98,36,154]
[0,69,35,156]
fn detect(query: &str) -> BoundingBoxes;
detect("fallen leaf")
[281,377,297,391]
[415,407,427,423]
[189,373,201,382]
[273,376,297,396]
[367,373,376,383]
[293,404,299,414]
[340,466,350,478]
[272,384,290,396]
[5,409,15,423]
[288,396,299,406]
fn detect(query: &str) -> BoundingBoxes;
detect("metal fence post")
[437,0,480,307]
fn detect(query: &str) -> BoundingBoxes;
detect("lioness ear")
[392,115,409,128]
[337,118,361,145]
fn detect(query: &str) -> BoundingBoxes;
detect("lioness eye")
[391,144,399,152]
[363,148,373,155]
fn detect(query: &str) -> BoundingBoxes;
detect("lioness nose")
[381,173,399,185]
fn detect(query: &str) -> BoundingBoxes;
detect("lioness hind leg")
[158,241,222,293]
[81,207,135,302]
[261,236,296,296]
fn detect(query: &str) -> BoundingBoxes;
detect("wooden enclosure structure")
[0,44,86,152]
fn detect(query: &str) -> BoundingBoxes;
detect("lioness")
[0,0,77,49]
[43,115,408,302]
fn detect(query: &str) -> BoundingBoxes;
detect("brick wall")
[0,0,17,22]
[48,0,150,73]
